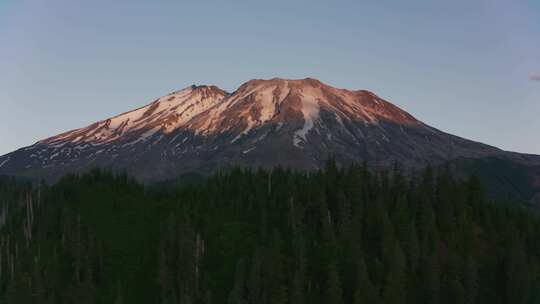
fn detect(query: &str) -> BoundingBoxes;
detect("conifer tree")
[228,258,247,304]
[463,255,478,304]
[506,238,530,304]
[248,248,263,304]
[114,282,124,304]
[353,258,380,304]
[267,231,287,304]
[383,243,406,304]
[326,262,344,304]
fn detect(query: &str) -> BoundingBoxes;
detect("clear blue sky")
[1,0,539,155]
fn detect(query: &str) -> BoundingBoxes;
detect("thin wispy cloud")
[530,73,540,81]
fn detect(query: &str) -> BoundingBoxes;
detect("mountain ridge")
[0,77,538,190]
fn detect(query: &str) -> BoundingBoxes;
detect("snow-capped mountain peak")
[39,78,420,148]
[187,78,419,137]
[0,77,508,182]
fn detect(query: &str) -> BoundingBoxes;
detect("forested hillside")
[0,162,539,303]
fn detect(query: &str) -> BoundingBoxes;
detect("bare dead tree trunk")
[29,193,34,227]
[10,253,14,279]
[268,171,272,195]
[195,233,203,291]
[0,246,3,280]
[24,193,33,247]
[74,215,82,285]
[38,181,41,209]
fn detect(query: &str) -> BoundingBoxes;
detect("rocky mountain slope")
[1,78,538,188]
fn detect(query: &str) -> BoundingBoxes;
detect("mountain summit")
[0,77,534,182]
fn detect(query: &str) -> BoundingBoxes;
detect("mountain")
[1,77,539,192]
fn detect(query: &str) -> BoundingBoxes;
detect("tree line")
[0,161,539,303]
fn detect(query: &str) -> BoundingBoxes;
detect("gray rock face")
[0,78,537,184]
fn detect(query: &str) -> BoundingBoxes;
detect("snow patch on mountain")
[243,147,256,154]
[0,158,9,168]
[294,89,321,148]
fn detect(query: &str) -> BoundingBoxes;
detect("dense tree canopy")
[0,162,539,303]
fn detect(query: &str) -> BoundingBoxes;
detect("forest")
[0,161,539,303]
